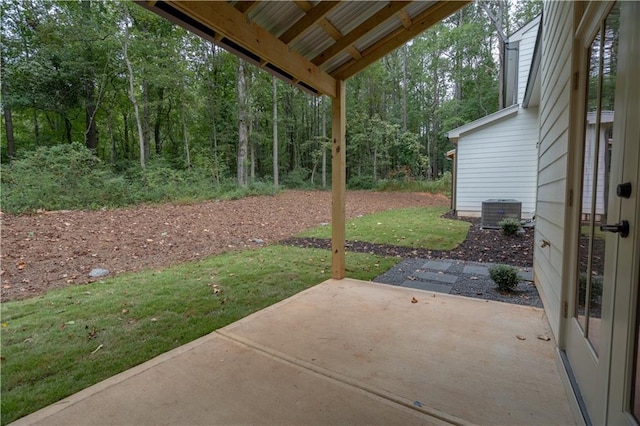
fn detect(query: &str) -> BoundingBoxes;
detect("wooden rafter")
[279,1,342,45]
[158,1,336,97]
[234,1,259,16]
[333,1,470,80]
[312,1,412,67]
[397,10,412,30]
[310,5,363,61]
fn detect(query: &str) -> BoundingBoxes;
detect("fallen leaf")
[537,334,551,341]
[87,326,98,339]
[1,323,7,328]
[121,309,129,314]
[411,297,418,304]
[17,261,26,270]
[470,276,478,280]
[151,318,158,322]
[516,335,526,341]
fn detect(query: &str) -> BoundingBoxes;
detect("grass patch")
[297,206,470,251]
[0,245,397,425]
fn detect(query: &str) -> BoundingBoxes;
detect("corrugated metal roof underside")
[137,1,468,96]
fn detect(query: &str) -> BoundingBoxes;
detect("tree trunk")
[154,88,164,155]
[85,78,98,151]
[237,59,248,186]
[123,19,146,170]
[108,112,116,163]
[1,80,15,158]
[402,44,408,132]
[142,80,151,161]
[183,114,191,169]
[479,0,508,110]
[123,112,130,159]
[65,117,72,144]
[321,96,326,188]
[272,76,279,186]
[82,1,98,151]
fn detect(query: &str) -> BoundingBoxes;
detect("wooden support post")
[331,80,346,279]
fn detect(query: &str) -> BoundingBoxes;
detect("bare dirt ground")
[1,191,449,302]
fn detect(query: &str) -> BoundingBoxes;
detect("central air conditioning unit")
[481,199,522,229]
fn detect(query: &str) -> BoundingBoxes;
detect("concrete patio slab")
[12,279,575,426]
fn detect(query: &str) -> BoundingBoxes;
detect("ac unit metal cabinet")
[481,199,522,229]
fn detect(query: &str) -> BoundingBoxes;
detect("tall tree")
[236,59,248,186]
[272,76,279,186]
[122,8,146,169]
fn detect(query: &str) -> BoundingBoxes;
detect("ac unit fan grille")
[481,199,522,229]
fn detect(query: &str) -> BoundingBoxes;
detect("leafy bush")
[348,175,376,190]
[1,143,130,213]
[281,168,312,189]
[488,264,520,292]
[498,217,521,236]
[578,273,604,304]
[0,146,281,214]
[375,174,452,195]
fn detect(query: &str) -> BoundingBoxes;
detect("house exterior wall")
[516,21,539,105]
[455,107,539,218]
[534,0,574,339]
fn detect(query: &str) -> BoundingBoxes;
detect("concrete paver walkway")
[12,279,575,425]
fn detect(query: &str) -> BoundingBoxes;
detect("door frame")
[560,1,640,424]
[606,1,640,422]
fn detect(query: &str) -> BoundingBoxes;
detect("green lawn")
[297,206,470,250]
[0,245,397,425]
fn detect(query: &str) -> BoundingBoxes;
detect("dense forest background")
[0,0,541,213]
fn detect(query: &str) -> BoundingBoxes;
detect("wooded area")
[1,0,541,192]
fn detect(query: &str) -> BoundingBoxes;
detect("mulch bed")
[282,216,534,268]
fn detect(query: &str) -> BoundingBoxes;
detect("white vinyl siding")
[534,0,574,338]
[516,23,539,105]
[455,107,539,217]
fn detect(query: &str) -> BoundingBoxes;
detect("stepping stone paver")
[463,265,490,276]
[401,280,452,294]
[518,269,534,281]
[421,260,454,271]
[414,271,458,284]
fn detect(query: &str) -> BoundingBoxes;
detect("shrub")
[498,217,521,236]
[348,175,376,190]
[489,264,520,292]
[578,273,604,304]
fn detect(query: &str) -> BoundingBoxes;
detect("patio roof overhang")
[136,0,470,279]
[136,1,469,97]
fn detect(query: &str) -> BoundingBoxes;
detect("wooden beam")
[164,1,336,97]
[333,1,470,80]
[316,15,362,60]
[397,9,412,30]
[293,0,312,13]
[279,1,342,46]
[331,79,346,279]
[234,1,259,16]
[312,1,411,67]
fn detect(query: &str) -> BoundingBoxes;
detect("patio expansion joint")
[215,330,472,426]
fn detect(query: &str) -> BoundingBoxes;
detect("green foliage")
[0,144,280,214]
[347,175,376,190]
[489,264,520,292]
[281,168,313,189]
[297,207,470,251]
[578,273,604,304]
[498,217,521,236]
[376,173,451,195]
[0,245,398,424]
